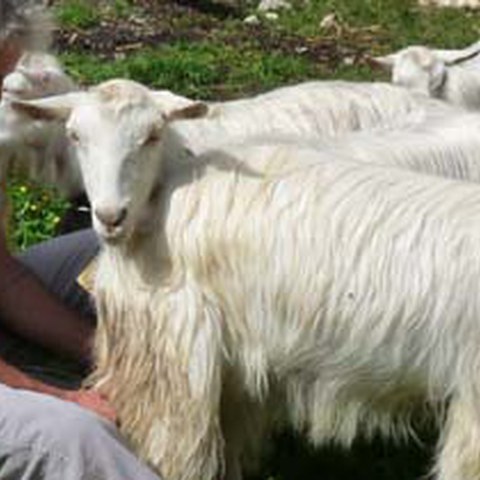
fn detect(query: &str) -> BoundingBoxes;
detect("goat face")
[375,46,447,97]
[70,109,163,242]
[9,79,208,244]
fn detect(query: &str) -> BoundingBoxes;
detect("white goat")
[0,52,83,198]
[17,78,480,480]
[374,44,480,109]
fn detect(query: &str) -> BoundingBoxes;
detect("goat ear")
[9,92,86,121]
[370,54,396,70]
[429,58,447,92]
[166,102,210,122]
[151,90,200,111]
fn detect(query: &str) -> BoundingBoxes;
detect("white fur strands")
[197,81,448,148]
[91,141,480,480]
[298,108,480,182]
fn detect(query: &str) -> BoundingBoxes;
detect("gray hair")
[0,0,53,50]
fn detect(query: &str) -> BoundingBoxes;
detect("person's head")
[0,0,53,79]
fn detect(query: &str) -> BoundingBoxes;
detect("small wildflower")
[19,186,28,194]
[53,216,60,224]
[30,204,38,212]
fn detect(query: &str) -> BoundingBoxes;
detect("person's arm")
[0,212,115,422]
[0,353,116,421]
[0,245,95,366]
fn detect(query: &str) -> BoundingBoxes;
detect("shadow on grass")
[172,0,243,19]
[251,429,436,480]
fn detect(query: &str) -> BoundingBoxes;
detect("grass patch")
[55,0,101,29]
[61,41,318,99]
[278,0,480,51]
[8,179,68,251]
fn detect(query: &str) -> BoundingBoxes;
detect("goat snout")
[95,206,128,229]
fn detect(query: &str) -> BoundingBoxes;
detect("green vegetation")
[61,43,318,98]
[55,0,101,29]
[7,179,67,250]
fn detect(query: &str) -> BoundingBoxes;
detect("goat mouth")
[97,225,129,244]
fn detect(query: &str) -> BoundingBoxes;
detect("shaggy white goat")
[18,79,480,480]
[374,45,480,109]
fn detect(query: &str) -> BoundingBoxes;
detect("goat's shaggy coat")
[17,79,480,480]
[92,142,480,480]
[199,80,448,144]
[298,108,480,181]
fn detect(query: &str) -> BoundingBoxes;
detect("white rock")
[244,14,261,25]
[265,12,279,20]
[257,0,292,12]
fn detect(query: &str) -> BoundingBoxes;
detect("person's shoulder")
[0,0,53,51]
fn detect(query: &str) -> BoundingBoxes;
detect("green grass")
[55,0,102,29]
[61,42,318,99]
[7,179,67,250]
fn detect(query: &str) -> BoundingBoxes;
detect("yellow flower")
[19,186,28,194]
[30,204,38,212]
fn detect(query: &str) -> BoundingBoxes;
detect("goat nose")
[95,207,128,228]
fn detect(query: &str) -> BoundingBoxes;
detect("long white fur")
[199,80,449,144]
[286,107,480,182]
[22,78,480,480]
